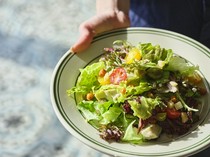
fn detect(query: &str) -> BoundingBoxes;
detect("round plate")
[51,27,210,157]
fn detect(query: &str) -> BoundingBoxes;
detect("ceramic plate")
[51,27,210,157]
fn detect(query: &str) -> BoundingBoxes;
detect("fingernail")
[69,47,76,54]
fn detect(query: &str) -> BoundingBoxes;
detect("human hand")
[71,10,130,53]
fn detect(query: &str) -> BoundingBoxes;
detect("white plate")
[51,27,210,157]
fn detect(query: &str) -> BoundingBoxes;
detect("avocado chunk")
[140,124,162,140]
[95,90,106,101]
[95,88,119,101]
[104,89,119,101]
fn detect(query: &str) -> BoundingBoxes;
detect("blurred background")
[0,0,108,156]
[0,0,209,157]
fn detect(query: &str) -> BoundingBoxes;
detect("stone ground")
[0,0,109,156]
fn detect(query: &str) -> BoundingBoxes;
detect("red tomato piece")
[110,68,127,85]
[166,108,181,119]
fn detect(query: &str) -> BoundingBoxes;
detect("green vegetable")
[166,56,199,76]
[94,84,125,103]
[140,43,173,64]
[176,92,198,112]
[140,124,162,140]
[101,105,122,124]
[68,61,105,95]
[122,120,143,144]
[129,96,161,120]
[77,101,101,122]
[126,82,152,96]
[67,40,204,144]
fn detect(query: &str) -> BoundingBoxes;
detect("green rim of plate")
[52,28,210,156]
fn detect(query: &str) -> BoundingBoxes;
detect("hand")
[71,10,130,53]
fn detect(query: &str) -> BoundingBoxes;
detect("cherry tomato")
[166,108,181,119]
[110,68,127,85]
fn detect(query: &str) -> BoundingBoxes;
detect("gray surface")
[0,0,209,157]
[0,0,108,157]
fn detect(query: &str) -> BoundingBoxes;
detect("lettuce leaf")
[77,100,124,127]
[129,96,161,120]
[77,101,101,122]
[101,105,123,124]
[125,43,173,71]
[122,120,143,144]
[166,56,199,76]
[93,84,126,103]
[139,43,173,64]
[126,82,152,96]
[68,61,105,95]
[93,82,152,103]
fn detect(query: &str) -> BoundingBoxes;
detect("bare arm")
[96,0,130,14]
[71,0,130,53]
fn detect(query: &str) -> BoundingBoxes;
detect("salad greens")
[67,41,206,143]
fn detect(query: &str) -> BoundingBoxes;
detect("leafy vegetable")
[129,96,161,120]
[75,62,105,93]
[122,120,143,143]
[166,56,199,76]
[67,40,205,144]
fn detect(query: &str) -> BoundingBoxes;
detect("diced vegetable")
[98,72,110,85]
[110,68,127,85]
[166,108,181,119]
[156,113,167,121]
[140,124,162,140]
[174,101,183,110]
[125,47,142,64]
[181,112,189,123]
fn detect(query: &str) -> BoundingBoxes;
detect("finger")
[71,23,95,53]
[71,14,115,53]
[71,11,130,53]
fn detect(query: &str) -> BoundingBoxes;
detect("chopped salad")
[67,41,207,144]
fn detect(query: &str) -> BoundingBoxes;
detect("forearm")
[96,0,130,15]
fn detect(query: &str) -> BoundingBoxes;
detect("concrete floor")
[0,0,109,157]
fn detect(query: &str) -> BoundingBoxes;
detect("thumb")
[71,23,95,53]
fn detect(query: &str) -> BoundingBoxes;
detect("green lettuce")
[124,43,173,72]
[93,84,126,103]
[129,96,161,120]
[67,61,105,95]
[101,105,123,124]
[122,120,143,144]
[126,82,152,96]
[77,101,101,122]
[93,82,152,103]
[77,99,124,127]
[166,56,199,76]
[138,43,173,64]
